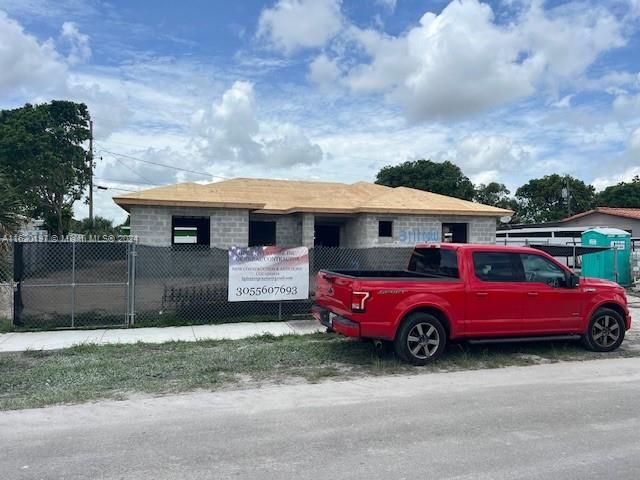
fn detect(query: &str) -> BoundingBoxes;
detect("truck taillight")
[351,291,370,312]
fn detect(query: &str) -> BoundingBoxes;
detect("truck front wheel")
[394,313,447,365]
[582,308,625,352]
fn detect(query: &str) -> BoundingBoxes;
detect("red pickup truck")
[312,243,631,364]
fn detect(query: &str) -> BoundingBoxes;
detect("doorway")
[315,224,340,247]
[249,221,276,246]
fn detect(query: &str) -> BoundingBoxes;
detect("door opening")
[315,224,340,247]
[249,221,276,246]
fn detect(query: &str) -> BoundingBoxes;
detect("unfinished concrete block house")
[113,178,511,248]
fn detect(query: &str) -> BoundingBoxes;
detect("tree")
[515,174,596,223]
[0,101,91,236]
[375,159,475,200]
[597,176,640,207]
[474,182,522,222]
[72,216,121,237]
[0,173,22,236]
[474,182,511,207]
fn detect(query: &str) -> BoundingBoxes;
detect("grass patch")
[0,317,12,333]
[1,333,638,411]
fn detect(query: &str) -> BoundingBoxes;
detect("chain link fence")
[0,242,13,326]
[8,242,413,330]
[12,242,130,329]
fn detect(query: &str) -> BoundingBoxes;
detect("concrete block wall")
[210,209,249,249]
[342,214,497,247]
[276,214,302,246]
[468,217,497,244]
[249,214,302,247]
[130,206,172,247]
[342,216,368,247]
[301,213,315,248]
[129,206,497,249]
[130,206,250,248]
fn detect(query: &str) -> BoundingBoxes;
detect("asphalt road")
[1,358,639,480]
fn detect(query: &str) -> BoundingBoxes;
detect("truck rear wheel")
[394,313,446,365]
[582,308,625,352]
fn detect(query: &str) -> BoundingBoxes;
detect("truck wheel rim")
[407,323,439,359]
[592,315,620,348]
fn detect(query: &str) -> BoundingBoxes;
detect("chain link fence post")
[71,241,76,328]
[128,241,137,326]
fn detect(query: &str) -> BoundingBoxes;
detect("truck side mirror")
[567,273,579,288]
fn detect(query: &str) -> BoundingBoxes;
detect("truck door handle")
[527,292,539,297]
[476,292,488,297]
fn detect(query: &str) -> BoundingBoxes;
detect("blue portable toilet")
[581,228,631,286]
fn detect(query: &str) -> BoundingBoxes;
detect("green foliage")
[597,176,640,207]
[41,206,74,237]
[375,159,475,200]
[72,216,121,237]
[0,173,21,236]
[474,182,522,222]
[515,174,596,223]
[0,101,91,236]
[474,182,511,207]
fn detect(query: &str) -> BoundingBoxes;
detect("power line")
[94,176,160,186]
[95,185,138,192]
[96,146,226,180]
[98,153,159,186]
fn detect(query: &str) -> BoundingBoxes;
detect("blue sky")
[0,0,639,222]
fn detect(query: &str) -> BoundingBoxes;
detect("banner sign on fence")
[228,246,309,302]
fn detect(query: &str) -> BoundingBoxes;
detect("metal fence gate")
[13,242,130,329]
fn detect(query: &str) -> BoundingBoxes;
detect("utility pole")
[562,176,571,218]
[89,119,94,228]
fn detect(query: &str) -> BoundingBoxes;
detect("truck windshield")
[407,248,459,278]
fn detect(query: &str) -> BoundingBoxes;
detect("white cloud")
[629,126,640,152]
[591,126,640,190]
[307,54,341,88]
[376,0,397,11]
[60,21,91,64]
[436,134,532,184]
[343,0,626,121]
[551,94,573,108]
[257,0,343,54]
[0,9,68,95]
[613,91,640,118]
[193,81,323,167]
[262,124,323,167]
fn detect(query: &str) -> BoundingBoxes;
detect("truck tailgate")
[314,270,355,318]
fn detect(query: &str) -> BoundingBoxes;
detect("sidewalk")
[0,320,323,353]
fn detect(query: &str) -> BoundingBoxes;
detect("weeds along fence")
[8,242,413,330]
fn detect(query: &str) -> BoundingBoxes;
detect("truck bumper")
[311,305,361,337]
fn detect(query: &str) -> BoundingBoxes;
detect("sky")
[1,0,639,223]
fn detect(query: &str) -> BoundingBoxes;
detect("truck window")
[472,252,524,282]
[520,254,567,286]
[408,248,459,278]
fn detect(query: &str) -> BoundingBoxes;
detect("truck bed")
[321,269,458,280]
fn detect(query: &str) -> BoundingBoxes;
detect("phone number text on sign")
[227,246,309,302]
